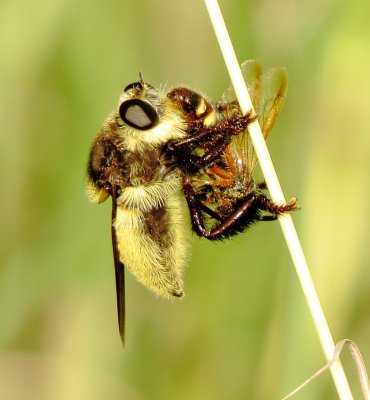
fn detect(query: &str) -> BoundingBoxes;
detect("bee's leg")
[256,181,268,190]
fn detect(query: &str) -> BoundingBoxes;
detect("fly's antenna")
[139,70,145,85]
[138,71,155,91]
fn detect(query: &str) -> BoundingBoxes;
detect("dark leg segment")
[258,215,278,221]
[257,195,297,215]
[168,112,254,150]
[183,182,297,240]
[166,112,255,171]
[195,200,224,222]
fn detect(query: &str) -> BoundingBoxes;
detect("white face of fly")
[113,82,188,152]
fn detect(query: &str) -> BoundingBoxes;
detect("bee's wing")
[111,186,125,345]
[222,60,263,182]
[258,66,288,140]
[222,59,263,110]
[223,60,288,179]
[249,66,288,174]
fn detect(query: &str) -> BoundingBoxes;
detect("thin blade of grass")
[282,340,370,400]
[203,0,354,399]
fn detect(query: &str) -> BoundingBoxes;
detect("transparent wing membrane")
[221,60,288,181]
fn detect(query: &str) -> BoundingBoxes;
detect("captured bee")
[87,61,298,343]
[176,59,300,239]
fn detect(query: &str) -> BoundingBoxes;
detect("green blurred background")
[1,0,369,399]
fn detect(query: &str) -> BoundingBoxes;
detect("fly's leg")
[183,181,299,240]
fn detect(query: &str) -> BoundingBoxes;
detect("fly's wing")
[222,60,288,182]
[111,186,125,345]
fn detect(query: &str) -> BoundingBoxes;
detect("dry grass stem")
[203,0,354,398]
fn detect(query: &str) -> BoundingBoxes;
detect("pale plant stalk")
[203,0,354,399]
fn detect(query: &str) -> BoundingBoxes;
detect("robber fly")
[87,60,298,343]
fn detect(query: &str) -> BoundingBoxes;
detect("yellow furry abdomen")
[114,184,188,297]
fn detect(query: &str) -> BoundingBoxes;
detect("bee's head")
[167,87,216,127]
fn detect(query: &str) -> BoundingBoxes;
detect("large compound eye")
[119,99,159,130]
